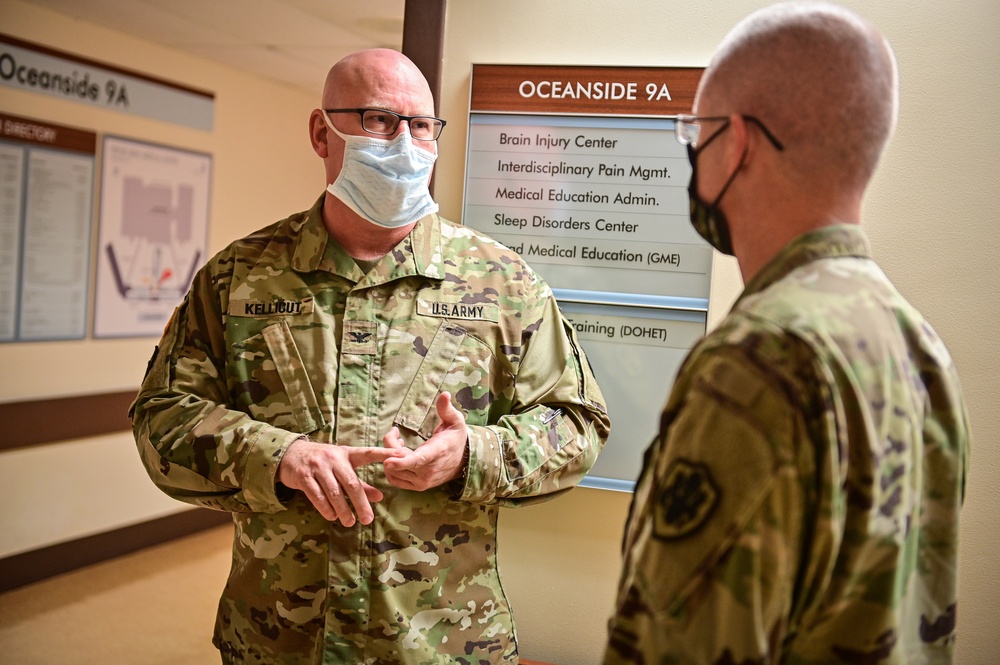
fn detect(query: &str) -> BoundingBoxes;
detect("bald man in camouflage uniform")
[131,48,609,664]
[604,3,969,664]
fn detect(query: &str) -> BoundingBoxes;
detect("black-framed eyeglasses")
[675,114,784,151]
[324,108,447,141]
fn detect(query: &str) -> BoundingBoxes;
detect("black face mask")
[686,121,746,257]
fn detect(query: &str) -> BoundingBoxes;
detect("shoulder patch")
[417,299,499,322]
[653,458,719,540]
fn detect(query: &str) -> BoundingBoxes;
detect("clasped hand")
[277,392,468,526]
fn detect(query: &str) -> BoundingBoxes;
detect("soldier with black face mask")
[604,3,970,663]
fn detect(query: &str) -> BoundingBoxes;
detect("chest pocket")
[393,321,470,439]
[231,319,326,435]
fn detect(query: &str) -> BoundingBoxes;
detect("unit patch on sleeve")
[417,299,499,322]
[653,458,719,541]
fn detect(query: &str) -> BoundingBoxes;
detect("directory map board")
[463,64,706,491]
[0,112,95,342]
[93,136,210,338]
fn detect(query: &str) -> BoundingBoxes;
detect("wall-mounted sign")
[0,33,215,131]
[468,64,700,116]
[463,64,706,491]
[560,300,707,488]
[0,111,95,342]
[93,136,211,338]
[465,114,711,299]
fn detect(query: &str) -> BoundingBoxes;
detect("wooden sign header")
[470,64,702,116]
[0,111,96,154]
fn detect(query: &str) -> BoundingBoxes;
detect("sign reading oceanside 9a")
[462,64,709,491]
[462,64,707,301]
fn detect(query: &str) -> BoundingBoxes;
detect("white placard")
[0,142,24,341]
[464,114,711,301]
[559,301,706,490]
[0,114,97,343]
[93,136,210,338]
[0,35,215,131]
[18,148,94,340]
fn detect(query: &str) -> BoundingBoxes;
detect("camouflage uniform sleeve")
[457,287,611,506]
[129,257,300,514]
[604,345,810,664]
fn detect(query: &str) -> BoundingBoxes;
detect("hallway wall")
[1,1,996,663]
[0,0,321,557]
[434,2,999,663]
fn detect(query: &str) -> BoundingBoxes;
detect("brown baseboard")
[0,507,231,593]
[0,390,136,452]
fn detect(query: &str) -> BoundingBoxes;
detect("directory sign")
[465,113,710,299]
[463,65,707,490]
[559,299,706,489]
[0,112,95,342]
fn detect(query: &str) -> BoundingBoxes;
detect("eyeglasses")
[675,114,784,151]
[324,108,446,141]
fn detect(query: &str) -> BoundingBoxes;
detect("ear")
[725,113,750,175]
[309,109,329,158]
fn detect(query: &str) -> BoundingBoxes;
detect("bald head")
[322,48,434,114]
[698,2,898,193]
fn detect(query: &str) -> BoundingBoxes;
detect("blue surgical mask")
[324,115,438,228]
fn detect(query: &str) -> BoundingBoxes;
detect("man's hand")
[383,392,469,492]
[277,440,405,526]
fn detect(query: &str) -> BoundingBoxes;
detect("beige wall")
[1,0,997,663]
[436,1,1000,664]
[0,0,321,554]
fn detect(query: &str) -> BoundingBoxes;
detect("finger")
[325,481,386,524]
[321,473,358,527]
[384,468,415,491]
[300,477,338,522]
[434,392,468,434]
[384,447,425,474]
[331,460,380,526]
[382,458,405,478]
[383,426,406,449]
[345,446,406,469]
[362,482,385,503]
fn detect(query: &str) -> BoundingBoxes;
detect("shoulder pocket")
[394,321,468,438]
[231,319,325,435]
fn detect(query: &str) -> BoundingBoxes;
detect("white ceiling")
[23,0,406,95]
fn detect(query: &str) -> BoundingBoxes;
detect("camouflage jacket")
[604,224,969,665]
[130,196,610,664]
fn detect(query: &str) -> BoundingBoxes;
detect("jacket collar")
[739,223,873,304]
[290,194,446,285]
